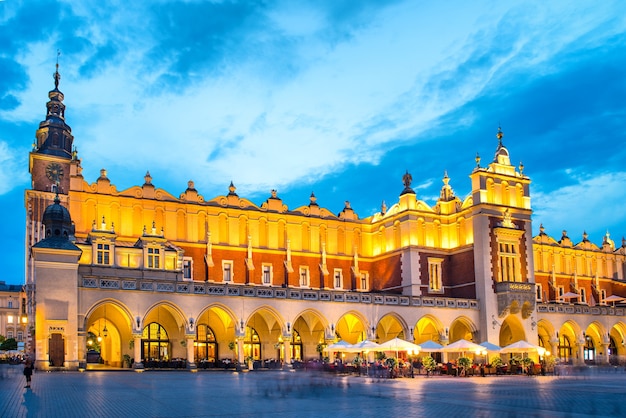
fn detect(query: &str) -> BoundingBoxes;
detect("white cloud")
[532,172,626,242]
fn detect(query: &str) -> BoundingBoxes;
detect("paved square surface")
[1,365,625,417]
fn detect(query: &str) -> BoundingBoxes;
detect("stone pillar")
[237,338,244,364]
[133,335,143,370]
[283,339,291,366]
[77,331,87,371]
[576,340,585,365]
[600,342,610,364]
[549,338,558,360]
[186,336,197,371]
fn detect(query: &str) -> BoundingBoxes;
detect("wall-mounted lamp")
[189,317,194,329]
[491,315,501,330]
[445,327,449,337]
[331,323,335,333]
[530,316,537,331]
[287,322,291,333]
[240,319,244,331]
[136,316,141,329]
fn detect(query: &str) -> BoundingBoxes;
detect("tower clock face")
[46,162,64,182]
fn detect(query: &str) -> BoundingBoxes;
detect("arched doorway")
[498,315,526,347]
[583,335,595,364]
[292,309,327,361]
[376,313,408,342]
[336,312,367,344]
[291,330,303,361]
[195,325,217,362]
[142,322,169,362]
[558,334,572,363]
[244,327,261,360]
[449,316,477,343]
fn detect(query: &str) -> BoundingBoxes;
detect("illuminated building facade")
[25,68,626,371]
[0,282,27,347]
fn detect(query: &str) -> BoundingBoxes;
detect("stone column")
[283,339,291,366]
[186,336,197,371]
[576,340,585,365]
[549,338,558,360]
[77,331,87,371]
[133,334,143,370]
[600,342,610,364]
[237,338,244,364]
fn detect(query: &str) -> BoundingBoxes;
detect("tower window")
[147,247,160,269]
[428,257,444,292]
[96,243,110,265]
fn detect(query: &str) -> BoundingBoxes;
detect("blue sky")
[1,0,626,284]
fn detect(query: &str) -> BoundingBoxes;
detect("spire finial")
[497,125,503,144]
[54,49,61,89]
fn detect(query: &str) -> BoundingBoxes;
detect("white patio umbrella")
[561,292,579,301]
[378,337,422,358]
[500,340,546,356]
[441,339,484,355]
[343,340,381,353]
[323,340,353,353]
[604,295,624,307]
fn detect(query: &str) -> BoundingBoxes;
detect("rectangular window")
[17,331,23,342]
[96,243,110,265]
[428,258,444,292]
[498,242,519,282]
[147,247,160,269]
[360,272,369,291]
[7,331,13,339]
[557,286,564,302]
[579,288,586,303]
[223,261,233,283]
[8,300,13,308]
[334,269,343,289]
[183,257,193,280]
[262,264,272,285]
[536,283,543,302]
[601,289,607,304]
[299,266,310,287]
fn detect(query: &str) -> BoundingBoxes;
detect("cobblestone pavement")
[1,365,625,417]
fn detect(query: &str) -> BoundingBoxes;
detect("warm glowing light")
[7,315,13,324]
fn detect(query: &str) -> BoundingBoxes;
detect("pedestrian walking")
[23,357,33,389]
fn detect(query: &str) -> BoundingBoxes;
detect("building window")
[428,257,443,292]
[536,283,543,302]
[96,243,111,265]
[262,264,272,285]
[223,261,233,283]
[299,267,310,287]
[601,289,607,304]
[17,331,23,342]
[557,286,564,302]
[360,272,369,291]
[497,242,520,282]
[147,247,160,269]
[8,300,13,308]
[333,269,343,289]
[7,315,13,324]
[183,257,193,280]
[579,288,586,304]
[7,331,13,339]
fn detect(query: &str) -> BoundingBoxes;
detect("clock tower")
[29,60,74,194]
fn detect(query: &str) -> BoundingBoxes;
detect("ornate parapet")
[495,281,535,318]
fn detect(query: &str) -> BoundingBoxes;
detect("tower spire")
[54,49,61,90]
